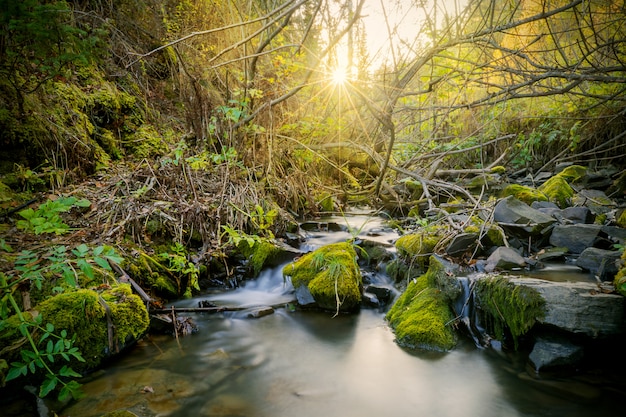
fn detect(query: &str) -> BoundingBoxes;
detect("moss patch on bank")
[283,242,362,313]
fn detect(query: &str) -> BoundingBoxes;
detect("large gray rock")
[549,224,603,254]
[575,247,622,279]
[494,196,556,235]
[485,246,526,272]
[509,277,625,338]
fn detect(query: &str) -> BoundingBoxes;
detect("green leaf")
[93,256,110,270]
[77,259,94,280]
[39,375,58,398]
[46,340,53,354]
[5,365,27,381]
[58,365,81,378]
[74,198,91,207]
[46,322,55,333]
[58,380,84,401]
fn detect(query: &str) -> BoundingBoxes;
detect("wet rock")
[294,285,316,307]
[528,335,584,372]
[575,248,622,279]
[536,247,569,262]
[549,224,603,254]
[485,246,526,272]
[445,233,479,257]
[601,225,626,244]
[509,277,625,338]
[365,284,393,305]
[493,196,556,236]
[362,291,381,308]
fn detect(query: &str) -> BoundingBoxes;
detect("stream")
[61,214,624,417]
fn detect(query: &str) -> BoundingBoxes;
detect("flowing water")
[60,214,625,417]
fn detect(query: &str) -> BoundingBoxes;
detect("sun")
[331,66,348,85]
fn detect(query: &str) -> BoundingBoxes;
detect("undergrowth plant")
[16,196,90,235]
[157,242,200,298]
[1,233,123,400]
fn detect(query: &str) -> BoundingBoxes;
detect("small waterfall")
[453,275,487,348]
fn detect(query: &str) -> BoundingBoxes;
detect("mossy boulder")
[395,227,444,272]
[474,276,545,349]
[385,256,459,351]
[238,238,282,277]
[501,184,548,206]
[283,242,362,313]
[538,175,574,208]
[557,165,587,182]
[4,285,149,372]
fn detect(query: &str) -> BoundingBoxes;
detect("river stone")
[509,277,625,337]
[573,189,616,215]
[528,336,584,372]
[295,285,316,306]
[549,224,603,254]
[493,196,556,235]
[485,246,526,272]
[575,248,622,279]
[536,247,569,261]
[445,232,479,256]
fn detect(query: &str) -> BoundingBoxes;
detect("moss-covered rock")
[617,209,626,229]
[283,242,362,313]
[34,285,148,371]
[395,227,444,271]
[238,238,281,277]
[474,276,545,349]
[557,164,587,182]
[538,175,574,208]
[501,184,548,205]
[385,256,458,351]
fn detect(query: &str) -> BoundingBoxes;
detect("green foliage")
[1,239,124,400]
[474,276,545,349]
[4,317,85,400]
[16,196,90,235]
[0,0,105,104]
[158,243,200,298]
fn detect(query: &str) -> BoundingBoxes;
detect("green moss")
[238,239,280,277]
[14,286,150,372]
[101,284,150,346]
[123,125,166,158]
[385,257,457,351]
[490,165,506,174]
[558,165,587,182]
[616,209,626,228]
[283,242,362,312]
[501,184,548,205]
[613,250,626,297]
[395,227,443,271]
[474,276,545,349]
[538,175,574,208]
